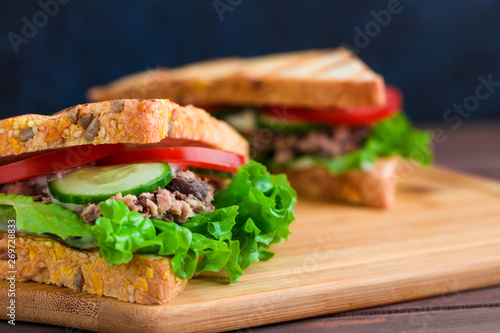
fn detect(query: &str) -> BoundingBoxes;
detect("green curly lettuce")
[211,161,296,268]
[0,194,92,238]
[272,112,433,175]
[0,161,297,283]
[183,161,297,280]
[91,200,234,280]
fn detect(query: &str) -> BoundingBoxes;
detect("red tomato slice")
[96,147,245,173]
[261,86,402,125]
[0,144,126,184]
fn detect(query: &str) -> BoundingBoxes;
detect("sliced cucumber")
[210,106,249,119]
[257,113,330,133]
[48,163,172,204]
[215,107,257,133]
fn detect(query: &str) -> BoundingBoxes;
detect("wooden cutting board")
[2,166,500,333]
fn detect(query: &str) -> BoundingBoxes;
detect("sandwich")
[87,48,433,208]
[0,99,297,304]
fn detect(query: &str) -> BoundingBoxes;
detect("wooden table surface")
[4,122,500,333]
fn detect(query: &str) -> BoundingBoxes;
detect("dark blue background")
[1,0,500,121]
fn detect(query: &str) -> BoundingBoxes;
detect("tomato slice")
[0,144,126,184]
[261,86,402,125]
[96,147,245,173]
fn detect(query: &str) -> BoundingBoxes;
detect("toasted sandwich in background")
[88,49,432,208]
[0,99,296,304]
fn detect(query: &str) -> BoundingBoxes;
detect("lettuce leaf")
[213,162,296,266]
[0,194,92,238]
[90,199,233,279]
[91,161,296,282]
[182,161,297,281]
[276,113,433,175]
[0,161,297,283]
[0,204,16,222]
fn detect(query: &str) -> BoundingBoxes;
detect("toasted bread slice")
[0,99,249,163]
[0,234,187,304]
[87,48,385,108]
[281,158,399,208]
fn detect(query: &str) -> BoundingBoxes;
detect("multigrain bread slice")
[0,234,187,304]
[0,99,249,163]
[281,158,399,208]
[87,48,386,108]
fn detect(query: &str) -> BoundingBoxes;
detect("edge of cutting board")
[1,166,500,333]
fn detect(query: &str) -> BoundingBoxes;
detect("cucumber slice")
[213,107,256,133]
[210,106,249,119]
[257,113,330,133]
[48,163,172,204]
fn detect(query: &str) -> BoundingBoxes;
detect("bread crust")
[87,49,385,108]
[0,99,249,161]
[282,158,399,208]
[0,234,187,304]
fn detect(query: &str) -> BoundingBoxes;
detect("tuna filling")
[81,169,218,225]
[252,125,371,164]
[1,168,220,226]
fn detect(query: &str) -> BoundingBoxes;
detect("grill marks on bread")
[87,48,386,109]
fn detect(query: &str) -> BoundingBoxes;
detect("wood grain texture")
[252,307,500,333]
[2,166,500,332]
